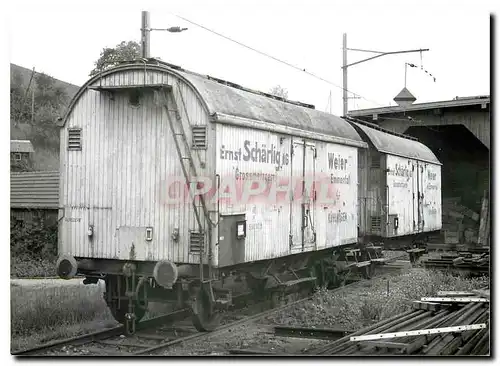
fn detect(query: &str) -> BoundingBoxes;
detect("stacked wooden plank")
[310,289,490,356]
[441,197,480,246]
[419,252,489,275]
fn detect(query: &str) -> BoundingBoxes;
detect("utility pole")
[31,88,35,124]
[341,33,429,116]
[140,11,187,59]
[342,34,348,118]
[141,11,151,58]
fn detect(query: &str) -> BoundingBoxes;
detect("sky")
[4,0,495,116]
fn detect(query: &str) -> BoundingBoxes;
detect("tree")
[10,70,69,150]
[89,41,141,77]
[269,85,289,99]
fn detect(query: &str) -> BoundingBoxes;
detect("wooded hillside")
[10,64,80,170]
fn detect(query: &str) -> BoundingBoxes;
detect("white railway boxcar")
[57,61,366,265]
[55,59,370,332]
[215,123,360,266]
[350,121,442,241]
[55,60,441,333]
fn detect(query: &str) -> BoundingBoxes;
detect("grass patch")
[11,257,57,278]
[10,280,176,352]
[269,268,489,331]
[10,281,116,352]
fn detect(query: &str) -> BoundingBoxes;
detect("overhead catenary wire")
[160,15,442,135]
[170,13,386,109]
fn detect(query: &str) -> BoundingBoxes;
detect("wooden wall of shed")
[375,106,490,149]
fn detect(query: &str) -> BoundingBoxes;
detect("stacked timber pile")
[310,289,490,356]
[427,195,490,252]
[440,197,478,246]
[419,252,489,276]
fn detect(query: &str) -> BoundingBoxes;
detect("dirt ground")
[11,258,488,356]
[161,322,330,356]
[160,265,488,356]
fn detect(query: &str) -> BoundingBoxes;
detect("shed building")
[10,171,59,227]
[10,140,34,171]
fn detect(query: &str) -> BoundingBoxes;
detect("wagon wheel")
[104,276,147,325]
[108,299,147,325]
[270,290,285,308]
[245,274,268,298]
[361,263,376,279]
[191,287,222,332]
[310,260,327,290]
[329,266,347,288]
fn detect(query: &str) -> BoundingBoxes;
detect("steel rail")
[134,278,377,355]
[12,307,191,356]
[12,291,253,356]
[13,263,402,356]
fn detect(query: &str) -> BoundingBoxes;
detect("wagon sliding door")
[289,139,316,253]
[290,139,304,252]
[412,161,424,232]
[417,162,425,231]
[303,143,316,249]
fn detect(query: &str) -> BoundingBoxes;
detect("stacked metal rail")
[310,290,490,356]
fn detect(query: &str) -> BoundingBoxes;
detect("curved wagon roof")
[350,120,441,165]
[61,59,366,148]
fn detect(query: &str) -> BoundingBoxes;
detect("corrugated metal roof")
[11,171,59,209]
[178,71,365,146]
[351,122,441,165]
[61,60,366,148]
[11,140,34,153]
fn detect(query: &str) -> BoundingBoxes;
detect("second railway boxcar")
[350,120,442,239]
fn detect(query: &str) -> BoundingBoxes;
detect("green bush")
[11,218,58,278]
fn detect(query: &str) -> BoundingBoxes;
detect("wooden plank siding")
[60,69,212,264]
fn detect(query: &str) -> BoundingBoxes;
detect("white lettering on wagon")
[328,153,349,171]
[328,211,348,223]
[65,217,81,222]
[387,164,413,178]
[220,140,290,166]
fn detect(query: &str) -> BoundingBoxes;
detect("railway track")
[13,270,388,357]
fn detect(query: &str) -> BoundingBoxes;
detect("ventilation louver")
[371,216,382,231]
[189,231,204,252]
[371,156,381,168]
[191,126,207,150]
[68,128,82,151]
